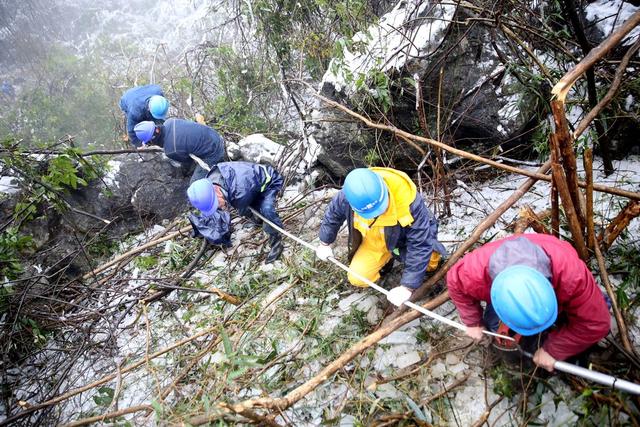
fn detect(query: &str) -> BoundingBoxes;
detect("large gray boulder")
[310,1,548,177]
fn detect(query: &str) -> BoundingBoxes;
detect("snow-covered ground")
[5,153,639,425]
[586,0,640,45]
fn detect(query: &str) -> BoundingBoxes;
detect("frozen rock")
[448,362,467,376]
[366,307,383,324]
[236,134,283,164]
[445,353,460,365]
[354,295,378,312]
[430,362,447,379]
[340,414,356,426]
[380,331,417,345]
[375,383,402,400]
[338,292,367,312]
[395,351,421,369]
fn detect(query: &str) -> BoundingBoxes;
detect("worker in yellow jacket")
[316,168,446,306]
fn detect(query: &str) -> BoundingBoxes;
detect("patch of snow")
[103,160,121,187]
[586,1,640,45]
[538,392,579,426]
[338,292,368,312]
[236,133,283,165]
[373,344,421,371]
[0,175,19,194]
[318,316,342,337]
[374,382,403,400]
[340,414,356,426]
[450,377,511,426]
[395,351,422,369]
[380,330,417,346]
[624,94,635,111]
[429,361,447,380]
[323,2,456,94]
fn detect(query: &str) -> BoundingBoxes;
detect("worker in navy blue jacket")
[187,161,285,263]
[119,84,169,147]
[134,119,225,183]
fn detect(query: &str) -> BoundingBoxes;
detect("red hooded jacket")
[446,234,610,360]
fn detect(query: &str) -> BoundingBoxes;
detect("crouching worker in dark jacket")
[187,161,285,263]
[317,168,446,307]
[134,118,225,183]
[119,84,169,147]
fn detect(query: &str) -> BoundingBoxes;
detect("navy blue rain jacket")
[190,162,283,246]
[319,192,447,289]
[160,119,225,164]
[119,84,164,147]
[213,161,283,210]
[189,211,231,246]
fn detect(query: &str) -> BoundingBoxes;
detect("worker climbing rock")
[119,84,169,147]
[187,161,285,263]
[446,234,611,371]
[317,168,446,307]
[134,118,225,183]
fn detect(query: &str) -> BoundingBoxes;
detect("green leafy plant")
[92,386,115,407]
[0,228,34,280]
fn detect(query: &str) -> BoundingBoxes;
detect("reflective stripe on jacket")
[319,167,446,289]
[446,233,610,360]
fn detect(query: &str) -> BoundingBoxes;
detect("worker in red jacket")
[447,234,610,371]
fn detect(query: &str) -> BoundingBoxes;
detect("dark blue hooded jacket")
[319,191,446,289]
[188,161,284,245]
[159,119,225,164]
[119,84,164,147]
[212,161,283,210]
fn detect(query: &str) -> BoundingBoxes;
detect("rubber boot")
[265,234,283,264]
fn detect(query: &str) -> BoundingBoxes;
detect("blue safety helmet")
[343,169,389,219]
[187,179,218,217]
[148,95,169,120]
[133,121,156,144]
[491,265,558,336]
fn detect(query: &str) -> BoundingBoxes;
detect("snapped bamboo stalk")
[514,206,550,234]
[584,149,595,249]
[551,100,586,231]
[550,159,589,260]
[598,201,640,250]
[550,143,560,237]
[593,240,636,358]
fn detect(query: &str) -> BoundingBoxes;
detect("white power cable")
[246,207,513,342]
